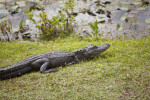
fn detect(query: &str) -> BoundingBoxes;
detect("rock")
[131,0,141,5]
[0,17,8,23]
[27,2,37,11]
[0,4,4,8]
[145,18,150,24]
[96,4,106,11]
[78,29,92,37]
[101,0,111,5]
[10,5,19,12]
[117,4,129,10]
[12,27,20,34]
[87,10,96,16]
[96,16,108,23]
[137,5,148,11]
[96,9,105,14]
[9,5,20,14]
[117,23,124,30]
[0,10,9,18]
[106,10,111,18]
[120,13,128,22]
[16,1,26,8]
[70,12,78,17]
[20,24,29,33]
[11,27,24,41]
[0,35,9,42]
[23,32,32,39]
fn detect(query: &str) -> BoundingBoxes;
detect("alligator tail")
[0,59,32,75]
[0,66,33,80]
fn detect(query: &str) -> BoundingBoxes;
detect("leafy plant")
[90,20,99,38]
[24,0,75,40]
[64,0,74,13]
[0,19,13,41]
[24,9,36,24]
[0,18,25,42]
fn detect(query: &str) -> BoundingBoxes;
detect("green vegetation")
[0,19,13,41]
[0,36,150,100]
[25,0,75,40]
[0,18,24,41]
[90,20,99,38]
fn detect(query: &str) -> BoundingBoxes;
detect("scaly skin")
[0,44,110,80]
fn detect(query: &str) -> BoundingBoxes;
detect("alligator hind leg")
[43,68,58,73]
[40,62,58,73]
[31,58,49,72]
[31,58,57,74]
[40,62,50,73]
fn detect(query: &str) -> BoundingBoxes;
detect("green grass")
[0,36,150,100]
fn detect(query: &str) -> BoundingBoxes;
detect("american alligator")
[0,44,110,80]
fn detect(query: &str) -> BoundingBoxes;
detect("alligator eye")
[90,45,97,49]
[93,46,98,48]
[90,44,94,46]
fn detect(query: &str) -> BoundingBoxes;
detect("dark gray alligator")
[0,44,110,80]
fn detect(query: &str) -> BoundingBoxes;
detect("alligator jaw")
[73,43,110,61]
[96,43,110,54]
[84,43,110,58]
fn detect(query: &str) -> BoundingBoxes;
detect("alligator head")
[73,44,110,61]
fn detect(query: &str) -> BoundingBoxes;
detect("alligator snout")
[104,43,110,49]
[98,43,110,50]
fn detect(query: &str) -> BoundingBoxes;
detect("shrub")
[25,0,75,40]
[90,20,99,38]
